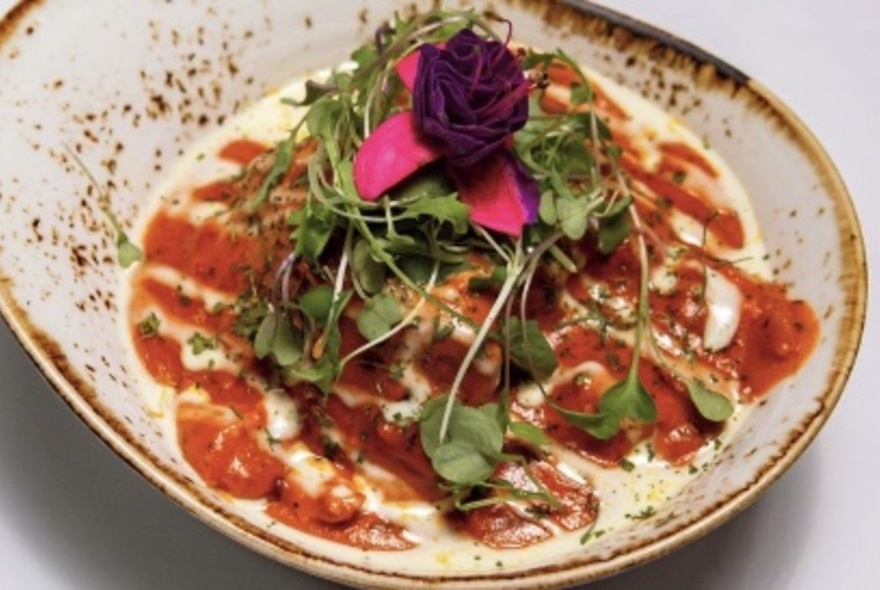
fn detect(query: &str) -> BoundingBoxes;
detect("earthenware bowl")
[0,0,866,587]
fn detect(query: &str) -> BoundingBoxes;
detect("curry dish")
[123,10,818,555]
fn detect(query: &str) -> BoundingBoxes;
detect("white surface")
[0,1,875,589]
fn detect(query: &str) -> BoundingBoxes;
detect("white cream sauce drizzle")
[703,268,744,352]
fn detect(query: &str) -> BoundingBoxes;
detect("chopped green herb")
[187,332,217,355]
[431,316,455,342]
[137,312,161,338]
[627,506,656,521]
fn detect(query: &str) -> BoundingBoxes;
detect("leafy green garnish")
[599,376,657,424]
[420,396,505,486]
[687,380,734,422]
[509,421,551,446]
[117,234,144,268]
[356,292,403,341]
[516,48,634,254]
[556,195,592,240]
[351,239,386,295]
[350,44,378,69]
[67,148,144,269]
[289,202,336,264]
[292,80,339,107]
[254,311,303,366]
[298,284,335,326]
[507,317,558,382]
[251,135,296,210]
[286,290,352,391]
[597,208,632,254]
[400,193,471,234]
[552,404,620,440]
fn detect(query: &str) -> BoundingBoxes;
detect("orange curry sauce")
[127,68,818,551]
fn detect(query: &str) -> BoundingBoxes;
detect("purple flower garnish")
[413,30,530,168]
[353,28,539,236]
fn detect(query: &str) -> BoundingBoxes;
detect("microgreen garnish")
[243,8,649,492]
[251,134,297,211]
[356,292,404,341]
[297,284,334,325]
[645,300,734,423]
[687,380,734,421]
[508,421,552,447]
[67,148,143,268]
[207,8,739,512]
[420,395,506,486]
[555,212,657,439]
[254,310,303,366]
[507,317,558,382]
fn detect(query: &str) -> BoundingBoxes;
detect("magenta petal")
[354,111,443,201]
[395,51,420,92]
[452,151,540,237]
[395,43,446,93]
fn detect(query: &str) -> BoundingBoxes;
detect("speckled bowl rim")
[0,0,867,588]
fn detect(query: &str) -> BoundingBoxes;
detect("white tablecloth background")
[1,1,876,588]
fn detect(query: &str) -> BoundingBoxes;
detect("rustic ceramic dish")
[0,0,866,587]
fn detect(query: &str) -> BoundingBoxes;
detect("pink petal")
[394,43,446,93]
[354,111,443,201]
[395,51,420,93]
[452,151,540,237]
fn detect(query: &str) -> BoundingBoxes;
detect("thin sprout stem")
[66,147,125,234]
[628,207,650,380]
[588,109,603,187]
[344,226,371,301]
[332,248,350,303]
[363,88,374,138]
[383,196,396,236]
[438,245,524,442]
[473,225,511,264]
[276,252,298,306]
[512,232,562,397]
[518,232,563,320]
[548,244,577,273]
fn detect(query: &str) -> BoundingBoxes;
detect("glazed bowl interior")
[0,0,864,587]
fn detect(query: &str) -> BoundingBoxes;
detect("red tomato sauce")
[219,139,268,166]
